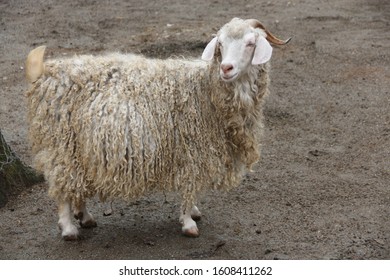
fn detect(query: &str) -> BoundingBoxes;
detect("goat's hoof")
[62,233,79,241]
[190,206,202,221]
[191,213,202,221]
[182,226,200,238]
[59,223,79,241]
[80,219,97,228]
[61,228,79,241]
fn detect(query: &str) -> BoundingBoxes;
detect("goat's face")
[217,31,271,82]
[202,18,289,83]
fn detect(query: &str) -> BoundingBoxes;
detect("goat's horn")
[246,19,291,45]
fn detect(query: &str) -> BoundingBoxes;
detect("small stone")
[103,209,112,216]
[273,253,289,260]
[144,240,155,246]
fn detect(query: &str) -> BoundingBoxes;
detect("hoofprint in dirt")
[0,0,389,259]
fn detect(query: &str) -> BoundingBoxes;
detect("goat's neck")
[209,62,268,169]
[210,63,268,116]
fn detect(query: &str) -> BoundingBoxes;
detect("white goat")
[25,18,289,240]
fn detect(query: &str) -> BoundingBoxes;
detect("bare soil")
[0,0,389,259]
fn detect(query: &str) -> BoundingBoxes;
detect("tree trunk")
[0,130,44,207]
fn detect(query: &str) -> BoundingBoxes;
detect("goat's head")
[202,18,290,82]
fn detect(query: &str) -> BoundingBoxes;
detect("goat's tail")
[26,45,46,83]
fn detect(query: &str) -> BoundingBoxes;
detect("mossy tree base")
[0,130,44,207]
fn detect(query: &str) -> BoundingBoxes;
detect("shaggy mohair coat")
[26,45,269,211]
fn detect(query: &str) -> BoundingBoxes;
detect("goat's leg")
[58,200,79,241]
[74,201,97,228]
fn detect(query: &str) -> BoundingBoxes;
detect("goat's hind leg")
[74,201,97,228]
[191,205,202,221]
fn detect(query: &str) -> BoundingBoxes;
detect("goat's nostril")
[221,64,234,74]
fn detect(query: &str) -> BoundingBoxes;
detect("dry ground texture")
[0,0,389,259]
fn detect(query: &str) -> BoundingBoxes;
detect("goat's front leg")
[58,200,79,241]
[180,204,200,237]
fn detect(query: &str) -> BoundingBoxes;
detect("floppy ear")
[201,37,218,61]
[252,36,273,65]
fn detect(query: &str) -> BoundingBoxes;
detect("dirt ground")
[0,0,389,260]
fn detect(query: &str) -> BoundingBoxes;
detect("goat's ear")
[202,37,218,61]
[252,36,273,65]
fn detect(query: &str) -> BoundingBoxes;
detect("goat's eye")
[246,42,255,47]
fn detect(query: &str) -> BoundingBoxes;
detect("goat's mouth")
[221,73,238,82]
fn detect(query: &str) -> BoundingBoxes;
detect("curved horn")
[246,19,291,45]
